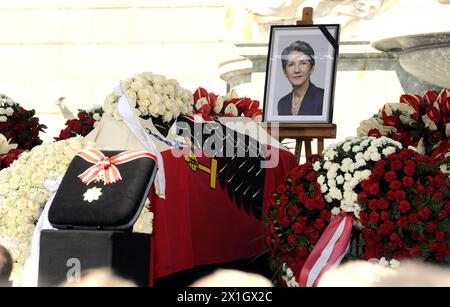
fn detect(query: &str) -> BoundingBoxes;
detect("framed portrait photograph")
[263,24,340,123]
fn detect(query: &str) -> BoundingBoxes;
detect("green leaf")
[406,221,425,235]
[437,218,450,232]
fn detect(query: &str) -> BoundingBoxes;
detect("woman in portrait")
[277,40,324,116]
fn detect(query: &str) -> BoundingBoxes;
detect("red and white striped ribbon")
[77,150,157,185]
[298,211,354,287]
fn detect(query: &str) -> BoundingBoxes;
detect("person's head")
[0,245,13,287]
[190,269,273,287]
[281,40,316,88]
[60,268,136,287]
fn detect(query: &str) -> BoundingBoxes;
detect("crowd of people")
[1,243,449,287]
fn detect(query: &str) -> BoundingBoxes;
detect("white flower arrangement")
[104,72,194,122]
[0,137,155,285]
[0,137,97,283]
[316,136,403,225]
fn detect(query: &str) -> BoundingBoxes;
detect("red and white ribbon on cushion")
[77,149,157,185]
[298,211,354,287]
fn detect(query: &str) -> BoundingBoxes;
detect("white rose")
[313,161,321,172]
[93,113,101,121]
[138,99,151,108]
[370,152,381,161]
[0,116,7,122]
[317,175,325,185]
[331,207,341,216]
[321,184,328,193]
[138,88,151,99]
[5,107,13,116]
[335,175,344,185]
[325,194,333,203]
[130,79,146,91]
[0,108,5,114]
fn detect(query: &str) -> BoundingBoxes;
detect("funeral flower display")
[358,149,449,263]
[316,136,403,223]
[55,106,104,141]
[264,136,404,285]
[0,137,97,282]
[103,72,194,122]
[193,87,263,122]
[264,160,333,286]
[0,93,47,150]
[357,89,450,161]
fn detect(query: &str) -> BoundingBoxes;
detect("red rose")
[396,217,409,228]
[373,166,385,178]
[320,210,331,221]
[402,176,414,188]
[369,183,379,195]
[384,171,397,182]
[368,199,378,211]
[408,213,419,224]
[381,211,391,222]
[390,160,403,171]
[77,112,87,120]
[305,171,316,182]
[357,192,367,202]
[418,207,431,221]
[287,205,299,217]
[399,149,413,161]
[292,222,304,234]
[389,233,401,242]
[436,231,445,241]
[368,128,381,138]
[408,247,422,257]
[377,199,389,210]
[415,183,426,194]
[313,219,326,231]
[437,210,447,220]
[287,235,296,247]
[398,200,411,213]
[425,222,437,233]
[389,180,402,191]
[86,117,96,126]
[280,195,289,206]
[403,165,416,177]
[369,212,379,224]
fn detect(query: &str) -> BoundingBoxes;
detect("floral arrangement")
[0,93,47,150]
[103,72,193,122]
[357,89,450,161]
[264,160,333,286]
[315,136,403,224]
[264,136,404,285]
[0,136,155,284]
[0,137,97,283]
[193,87,263,122]
[55,106,104,141]
[358,149,449,263]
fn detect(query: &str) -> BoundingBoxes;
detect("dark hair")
[0,245,13,284]
[281,40,315,70]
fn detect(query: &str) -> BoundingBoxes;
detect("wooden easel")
[263,7,337,164]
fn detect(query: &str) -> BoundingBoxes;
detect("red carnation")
[402,176,414,188]
[368,128,381,138]
[287,205,299,217]
[369,183,379,195]
[418,207,431,221]
[390,160,403,171]
[425,222,437,233]
[396,217,409,228]
[389,180,402,191]
[292,222,304,234]
[398,200,411,213]
[369,212,380,224]
[313,219,326,231]
[384,171,397,182]
[305,171,316,182]
[408,213,419,224]
[287,235,296,247]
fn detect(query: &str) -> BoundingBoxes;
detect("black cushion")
[48,150,157,230]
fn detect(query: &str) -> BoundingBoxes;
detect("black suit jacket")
[277,82,324,116]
